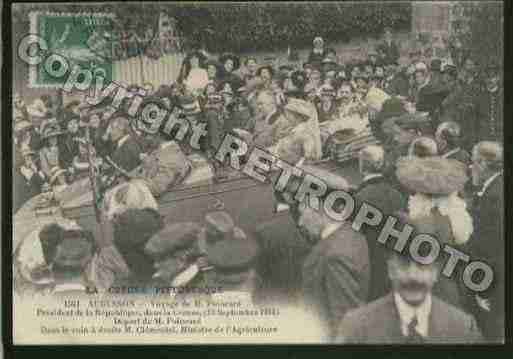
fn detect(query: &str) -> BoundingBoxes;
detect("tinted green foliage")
[13,3,412,53]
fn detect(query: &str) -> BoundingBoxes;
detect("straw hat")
[396,157,468,195]
[14,119,33,133]
[49,166,67,185]
[219,53,241,71]
[21,146,36,158]
[41,121,64,140]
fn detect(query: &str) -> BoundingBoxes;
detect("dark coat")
[60,135,79,169]
[467,173,504,342]
[253,212,312,305]
[385,71,410,98]
[110,136,143,172]
[407,210,465,308]
[302,222,370,340]
[316,102,338,123]
[377,40,400,64]
[335,293,483,344]
[307,50,326,67]
[354,175,407,300]
[416,80,450,119]
[442,147,471,166]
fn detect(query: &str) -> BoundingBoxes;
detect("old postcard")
[11,1,504,345]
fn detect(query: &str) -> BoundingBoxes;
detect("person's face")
[144,84,154,95]
[415,71,427,86]
[206,84,216,95]
[313,40,323,50]
[487,74,500,90]
[321,93,333,104]
[171,86,181,97]
[109,122,124,142]
[384,30,392,41]
[310,70,321,82]
[283,78,294,92]
[325,70,336,80]
[435,134,448,153]
[207,64,217,78]
[256,92,276,117]
[388,256,438,307]
[247,59,257,73]
[337,85,352,100]
[14,95,24,108]
[24,154,35,167]
[404,101,416,114]
[356,78,367,90]
[464,59,476,74]
[369,55,377,64]
[471,151,486,186]
[222,93,233,104]
[90,114,101,129]
[297,205,324,243]
[261,69,272,81]
[57,174,67,185]
[190,56,199,69]
[49,136,58,147]
[224,59,234,73]
[304,67,312,78]
[67,119,79,134]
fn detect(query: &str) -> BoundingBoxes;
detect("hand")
[475,294,491,312]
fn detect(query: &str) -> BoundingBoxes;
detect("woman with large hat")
[218,52,242,84]
[395,156,473,307]
[39,120,66,178]
[178,50,209,95]
[17,146,46,201]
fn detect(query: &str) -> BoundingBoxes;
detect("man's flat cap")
[145,222,201,258]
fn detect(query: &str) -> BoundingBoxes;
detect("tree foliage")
[13,3,412,53]
[456,2,503,70]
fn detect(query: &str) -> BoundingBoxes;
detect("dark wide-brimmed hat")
[442,64,458,77]
[318,84,336,97]
[144,222,201,258]
[256,64,275,77]
[113,208,164,247]
[219,53,240,71]
[376,97,408,123]
[396,157,468,195]
[206,224,259,273]
[290,70,308,90]
[53,230,94,269]
[205,59,221,70]
[185,50,207,67]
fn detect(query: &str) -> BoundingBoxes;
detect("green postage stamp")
[28,12,115,88]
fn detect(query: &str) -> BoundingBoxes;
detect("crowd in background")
[13,26,504,344]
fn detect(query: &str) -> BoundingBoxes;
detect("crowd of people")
[14,26,503,344]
